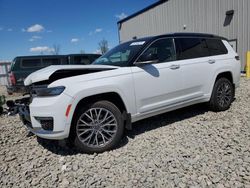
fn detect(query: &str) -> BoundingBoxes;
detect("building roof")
[117,0,168,24]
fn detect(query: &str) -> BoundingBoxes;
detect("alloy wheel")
[216,82,232,108]
[76,108,118,148]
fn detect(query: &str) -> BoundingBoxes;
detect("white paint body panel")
[26,40,240,140]
[24,65,118,86]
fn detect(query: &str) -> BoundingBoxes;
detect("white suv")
[10,33,241,153]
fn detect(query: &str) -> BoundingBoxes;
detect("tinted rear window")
[73,56,91,65]
[206,39,228,55]
[42,58,60,66]
[21,59,42,68]
[175,38,209,60]
[89,55,101,63]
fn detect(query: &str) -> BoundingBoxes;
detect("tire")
[72,101,124,153]
[0,107,3,115]
[209,77,234,112]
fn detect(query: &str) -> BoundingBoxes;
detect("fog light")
[35,117,54,131]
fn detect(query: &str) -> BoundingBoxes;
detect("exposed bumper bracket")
[6,97,31,126]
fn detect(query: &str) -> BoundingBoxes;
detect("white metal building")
[117,0,250,70]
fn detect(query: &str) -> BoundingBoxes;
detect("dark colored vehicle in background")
[7,54,101,94]
[68,54,101,65]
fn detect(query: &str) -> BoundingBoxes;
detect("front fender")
[63,77,136,135]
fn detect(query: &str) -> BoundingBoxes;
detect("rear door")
[205,39,234,91]
[174,37,213,98]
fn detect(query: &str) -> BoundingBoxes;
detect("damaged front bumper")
[7,92,73,140]
[7,97,32,127]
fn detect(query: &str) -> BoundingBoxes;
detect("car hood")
[24,65,118,86]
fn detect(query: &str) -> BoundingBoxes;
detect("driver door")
[131,38,184,114]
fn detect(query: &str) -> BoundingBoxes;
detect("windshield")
[92,40,147,67]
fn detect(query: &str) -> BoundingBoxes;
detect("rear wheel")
[209,77,234,112]
[72,101,124,153]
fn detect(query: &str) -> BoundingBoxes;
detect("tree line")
[48,39,109,55]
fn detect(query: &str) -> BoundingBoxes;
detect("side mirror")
[135,53,158,65]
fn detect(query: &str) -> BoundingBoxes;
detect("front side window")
[138,38,176,63]
[175,38,209,60]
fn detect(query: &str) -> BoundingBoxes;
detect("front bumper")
[11,93,74,140]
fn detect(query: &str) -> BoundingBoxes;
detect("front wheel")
[72,101,124,153]
[209,77,234,112]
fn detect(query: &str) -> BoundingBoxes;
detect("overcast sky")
[0,0,156,61]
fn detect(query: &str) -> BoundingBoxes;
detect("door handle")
[208,59,216,64]
[170,64,180,70]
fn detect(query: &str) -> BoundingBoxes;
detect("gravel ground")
[0,78,250,188]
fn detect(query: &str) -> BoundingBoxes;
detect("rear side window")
[89,55,101,63]
[206,39,228,55]
[175,38,209,60]
[42,58,60,66]
[61,57,68,65]
[21,59,42,68]
[73,56,91,65]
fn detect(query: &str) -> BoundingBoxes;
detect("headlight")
[35,86,65,97]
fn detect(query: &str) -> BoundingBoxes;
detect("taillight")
[9,72,16,85]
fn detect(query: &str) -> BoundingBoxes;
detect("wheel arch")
[67,92,131,140]
[209,71,235,112]
[209,70,235,100]
[215,71,235,97]
[215,71,234,84]
[73,92,128,116]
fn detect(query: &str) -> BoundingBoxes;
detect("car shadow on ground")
[37,103,209,156]
[126,103,209,138]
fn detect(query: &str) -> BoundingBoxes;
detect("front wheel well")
[68,92,129,142]
[73,92,127,115]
